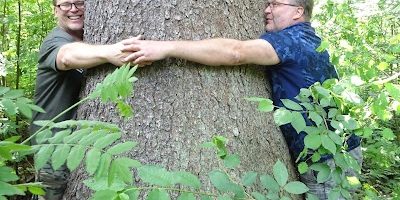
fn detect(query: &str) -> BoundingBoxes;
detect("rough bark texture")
[64,0,298,199]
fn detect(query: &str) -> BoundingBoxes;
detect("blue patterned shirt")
[260,22,360,158]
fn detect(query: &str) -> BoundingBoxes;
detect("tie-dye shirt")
[260,22,360,159]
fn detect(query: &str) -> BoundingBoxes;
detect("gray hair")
[292,0,314,21]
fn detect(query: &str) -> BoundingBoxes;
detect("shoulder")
[41,27,75,49]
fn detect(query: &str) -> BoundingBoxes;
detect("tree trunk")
[65,0,297,199]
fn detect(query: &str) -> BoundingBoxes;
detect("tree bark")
[65,0,298,199]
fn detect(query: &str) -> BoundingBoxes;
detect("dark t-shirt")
[30,27,84,134]
[260,22,360,158]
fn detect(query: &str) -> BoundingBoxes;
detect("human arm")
[122,38,280,66]
[56,35,142,70]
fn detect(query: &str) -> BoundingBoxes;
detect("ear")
[292,7,305,20]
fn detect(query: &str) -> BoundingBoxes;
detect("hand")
[121,38,169,65]
[105,35,143,66]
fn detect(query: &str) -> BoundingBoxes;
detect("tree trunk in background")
[64,0,297,199]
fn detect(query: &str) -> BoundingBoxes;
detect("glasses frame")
[56,1,85,11]
[266,1,300,9]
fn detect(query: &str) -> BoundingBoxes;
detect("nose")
[264,5,272,14]
[70,3,79,12]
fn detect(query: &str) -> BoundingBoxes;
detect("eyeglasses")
[56,1,85,11]
[266,1,299,9]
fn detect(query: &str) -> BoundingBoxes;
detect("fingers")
[123,51,144,63]
[121,34,144,45]
[121,44,141,52]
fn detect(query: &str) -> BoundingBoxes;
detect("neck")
[68,30,84,41]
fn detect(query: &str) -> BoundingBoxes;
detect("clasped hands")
[118,35,168,67]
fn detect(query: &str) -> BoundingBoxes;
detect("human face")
[54,0,85,38]
[264,0,300,32]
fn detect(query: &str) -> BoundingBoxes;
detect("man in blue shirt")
[122,0,361,198]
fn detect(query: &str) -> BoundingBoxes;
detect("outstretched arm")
[122,38,280,66]
[56,35,142,70]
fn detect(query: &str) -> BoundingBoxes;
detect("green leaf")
[16,98,33,118]
[27,186,45,195]
[273,160,288,187]
[86,148,102,175]
[1,99,17,116]
[64,128,91,144]
[321,135,337,154]
[67,146,86,171]
[3,89,24,99]
[147,189,170,200]
[95,154,112,179]
[217,195,232,200]
[341,91,362,104]
[339,115,358,130]
[117,101,133,118]
[223,154,240,169]
[0,182,25,196]
[124,189,140,200]
[79,131,106,146]
[251,192,266,200]
[106,141,137,155]
[51,145,71,170]
[284,181,309,194]
[282,99,303,111]
[328,131,343,145]
[327,188,341,200]
[138,165,173,187]
[377,62,389,71]
[93,133,121,149]
[92,190,118,200]
[0,166,19,182]
[258,99,274,112]
[209,170,244,196]
[297,162,309,174]
[304,134,322,150]
[385,83,400,100]
[273,108,292,126]
[35,129,53,144]
[309,112,323,126]
[0,87,10,96]
[48,129,72,144]
[177,193,196,200]
[260,175,279,192]
[381,128,395,140]
[34,145,55,170]
[306,193,319,200]
[172,171,202,189]
[333,153,348,169]
[241,171,258,186]
[28,104,46,113]
[291,112,306,133]
[328,108,338,119]
[119,193,130,200]
[109,158,133,185]
[311,152,321,163]
[310,163,331,183]
[316,40,329,52]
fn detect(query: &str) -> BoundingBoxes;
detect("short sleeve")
[259,31,298,64]
[38,30,74,71]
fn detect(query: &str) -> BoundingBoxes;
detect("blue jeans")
[299,147,363,200]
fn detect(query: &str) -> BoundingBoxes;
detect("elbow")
[57,47,73,71]
[230,46,245,65]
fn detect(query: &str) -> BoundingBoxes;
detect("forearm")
[57,42,117,70]
[166,39,243,66]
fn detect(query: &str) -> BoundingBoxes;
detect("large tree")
[64,0,297,199]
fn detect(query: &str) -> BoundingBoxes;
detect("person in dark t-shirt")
[121,0,361,199]
[30,1,140,199]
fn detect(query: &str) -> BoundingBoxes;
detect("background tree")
[64,0,297,199]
